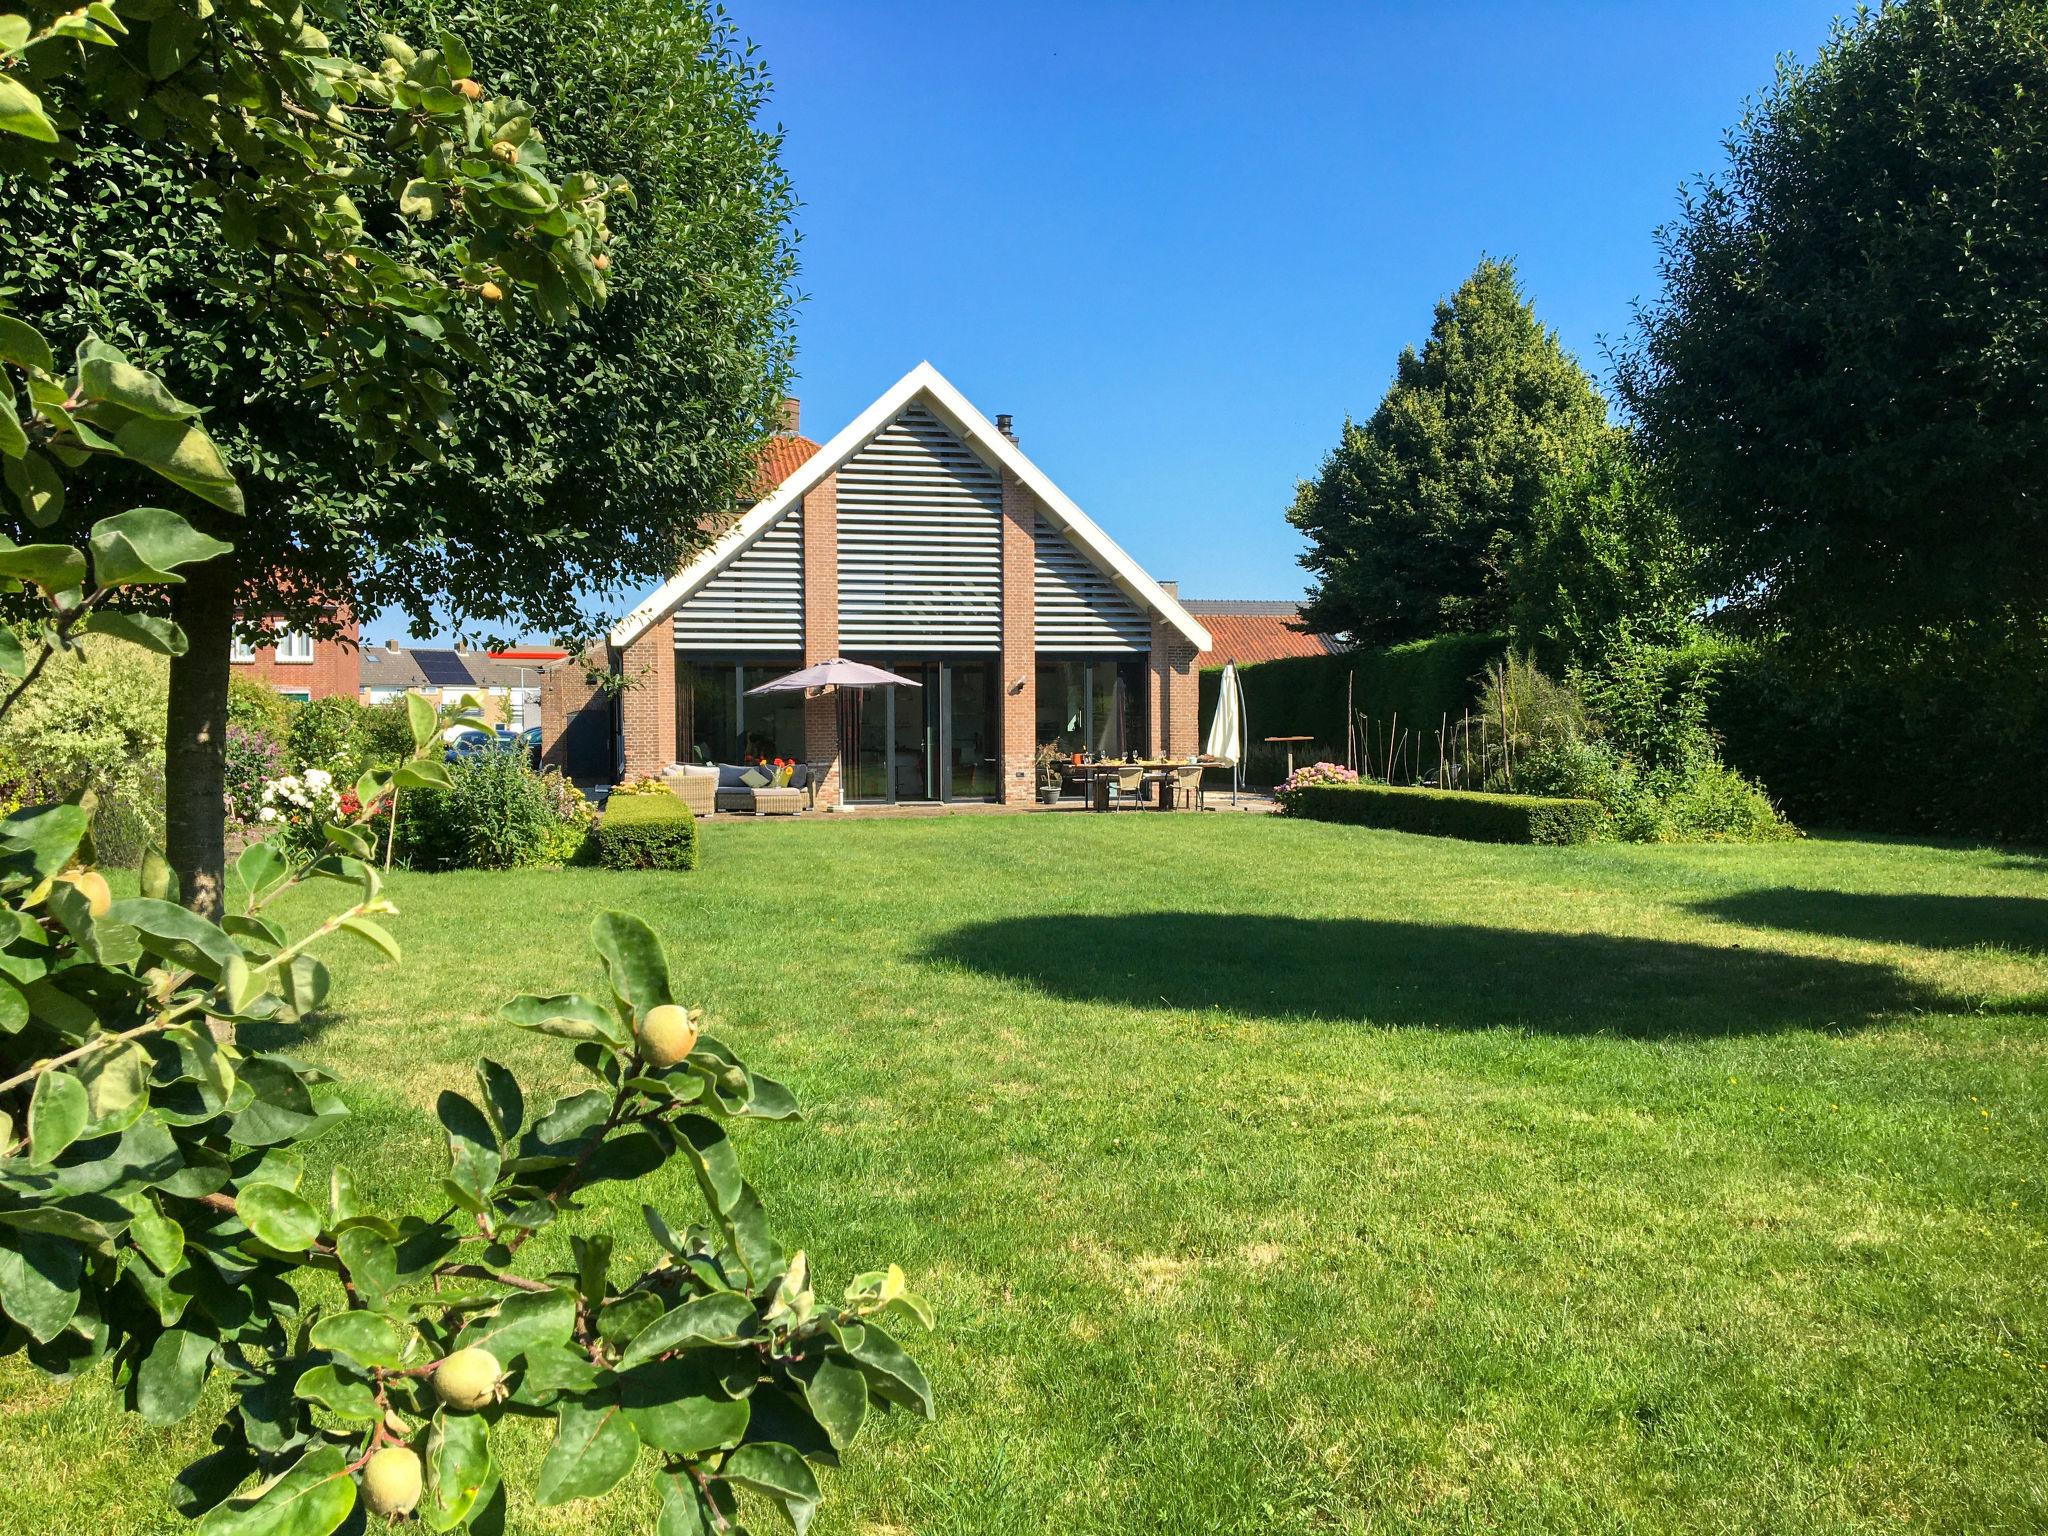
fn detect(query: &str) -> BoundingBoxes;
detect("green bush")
[1514,736,1793,844]
[1279,781,1602,846]
[597,789,699,870]
[227,671,295,741]
[285,693,367,779]
[398,752,589,870]
[3,637,167,862]
[357,697,418,769]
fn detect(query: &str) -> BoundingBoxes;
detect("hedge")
[596,791,699,870]
[1279,782,1603,845]
[1199,633,1505,786]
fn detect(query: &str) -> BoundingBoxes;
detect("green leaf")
[88,505,232,586]
[844,1321,934,1419]
[591,911,674,1018]
[235,841,291,907]
[0,76,57,145]
[455,1286,575,1364]
[534,1395,639,1506]
[438,1090,501,1203]
[140,846,178,903]
[27,1068,88,1163]
[0,384,23,457]
[407,691,437,749]
[195,1443,357,1536]
[78,345,200,421]
[112,414,244,514]
[131,1204,185,1273]
[338,915,401,961]
[439,30,474,77]
[106,896,241,980]
[0,1231,81,1342]
[237,1182,324,1252]
[334,1226,397,1308]
[308,1309,407,1368]
[619,1353,750,1454]
[476,1057,524,1143]
[0,315,54,373]
[675,1114,742,1217]
[395,757,452,791]
[722,1442,821,1533]
[136,1328,214,1425]
[799,1355,868,1450]
[500,991,628,1047]
[0,627,23,681]
[617,1290,754,1372]
[656,1471,715,1536]
[3,447,63,525]
[421,1407,492,1531]
[79,610,188,655]
[0,540,86,593]
[293,1362,380,1424]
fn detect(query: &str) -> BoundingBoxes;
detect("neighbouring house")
[1183,600,1339,669]
[360,640,567,729]
[230,612,360,702]
[547,363,1213,805]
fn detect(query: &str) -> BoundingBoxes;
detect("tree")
[0,291,927,1536]
[1614,0,2048,652]
[1505,431,1703,670]
[3,0,795,916]
[1289,258,1610,647]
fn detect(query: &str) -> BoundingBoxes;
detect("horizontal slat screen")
[1034,515,1150,652]
[674,508,804,652]
[837,405,1001,652]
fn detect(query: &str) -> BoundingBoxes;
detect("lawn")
[5,815,2046,1533]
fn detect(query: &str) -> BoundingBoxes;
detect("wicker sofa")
[712,762,820,815]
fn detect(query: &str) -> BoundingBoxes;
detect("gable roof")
[753,433,820,498]
[1182,601,1339,669]
[611,362,1211,653]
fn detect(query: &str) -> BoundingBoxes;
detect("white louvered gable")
[836,405,1002,651]
[673,508,803,653]
[1034,515,1149,652]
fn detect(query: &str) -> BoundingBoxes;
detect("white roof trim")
[610,362,1212,653]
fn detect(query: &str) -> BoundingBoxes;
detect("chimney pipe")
[995,413,1016,443]
[778,397,800,434]
[385,638,400,653]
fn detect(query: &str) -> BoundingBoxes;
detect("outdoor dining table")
[1063,759,1224,811]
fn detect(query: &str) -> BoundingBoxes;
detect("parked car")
[443,729,510,762]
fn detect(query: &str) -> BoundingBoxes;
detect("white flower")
[258,807,278,823]
[305,769,331,789]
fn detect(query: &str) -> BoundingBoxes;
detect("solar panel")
[412,649,477,687]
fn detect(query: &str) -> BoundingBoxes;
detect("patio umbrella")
[1203,660,1247,804]
[745,657,921,805]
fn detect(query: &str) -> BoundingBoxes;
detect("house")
[1184,600,1339,669]
[360,641,566,728]
[556,363,1212,805]
[230,613,360,702]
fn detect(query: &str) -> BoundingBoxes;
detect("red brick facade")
[1148,615,1200,761]
[799,473,843,806]
[998,468,1039,805]
[615,621,675,781]
[231,616,360,700]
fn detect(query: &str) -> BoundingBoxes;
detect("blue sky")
[396,2,1850,642]
[737,0,1846,607]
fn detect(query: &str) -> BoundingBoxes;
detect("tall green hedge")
[1198,633,1504,786]
[1279,782,1603,845]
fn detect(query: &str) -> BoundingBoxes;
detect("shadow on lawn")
[1694,888,2048,956]
[926,913,1939,1037]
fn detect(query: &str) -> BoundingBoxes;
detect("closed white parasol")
[1203,660,1247,803]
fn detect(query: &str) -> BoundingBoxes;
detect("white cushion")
[739,767,770,789]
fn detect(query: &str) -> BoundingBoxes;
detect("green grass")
[7,816,2047,1533]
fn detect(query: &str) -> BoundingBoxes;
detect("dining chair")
[1167,763,1205,811]
[1110,764,1148,810]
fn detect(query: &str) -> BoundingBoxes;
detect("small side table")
[1264,736,1313,779]
[750,787,804,816]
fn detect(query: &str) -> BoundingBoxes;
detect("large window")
[275,630,314,663]
[1035,657,1146,757]
[677,659,806,766]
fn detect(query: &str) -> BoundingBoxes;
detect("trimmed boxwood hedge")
[596,791,699,870]
[1280,782,1602,845]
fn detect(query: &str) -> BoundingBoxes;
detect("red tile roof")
[755,433,821,497]
[1184,603,1339,668]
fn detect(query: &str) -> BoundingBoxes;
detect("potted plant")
[1034,741,1064,804]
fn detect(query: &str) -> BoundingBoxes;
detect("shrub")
[1273,760,1361,813]
[227,671,296,741]
[396,751,585,871]
[285,693,367,779]
[357,697,418,769]
[258,767,347,861]
[1279,781,1602,846]
[2,637,167,862]
[223,723,284,824]
[598,789,699,870]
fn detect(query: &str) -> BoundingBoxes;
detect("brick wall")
[1149,616,1200,759]
[799,474,842,807]
[540,651,610,781]
[998,469,1038,804]
[615,623,674,781]
[232,616,360,700]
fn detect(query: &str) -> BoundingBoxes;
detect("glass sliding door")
[845,657,996,803]
[675,658,803,766]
